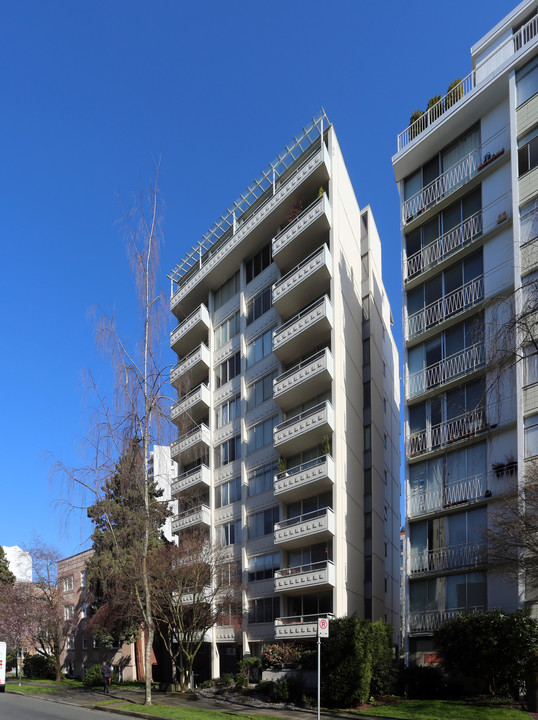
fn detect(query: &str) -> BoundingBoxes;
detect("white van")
[0,641,5,692]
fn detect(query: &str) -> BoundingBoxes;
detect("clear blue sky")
[0,0,517,560]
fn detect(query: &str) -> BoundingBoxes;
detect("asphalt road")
[0,692,140,720]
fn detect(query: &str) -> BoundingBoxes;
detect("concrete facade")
[169,113,400,678]
[393,1,538,665]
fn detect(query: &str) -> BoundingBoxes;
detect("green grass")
[352,699,527,720]
[7,683,67,695]
[110,703,284,720]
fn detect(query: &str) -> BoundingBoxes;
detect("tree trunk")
[55,652,62,683]
[144,624,153,704]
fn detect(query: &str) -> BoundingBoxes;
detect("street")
[0,692,141,720]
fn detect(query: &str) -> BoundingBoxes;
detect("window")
[218,519,241,546]
[64,605,74,620]
[247,286,271,326]
[216,351,241,388]
[246,329,273,367]
[364,425,371,452]
[63,576,73,592]
[383,361,386,377]
[247,416,278,454]
[216,394,241,428]
[81,602,87,618]
[525,414,538,458]
[363,381,371,410]
[518,127,538,177]
[384,577,388,593]
[521,199,538,246]
[384,542,388,558]
[364,468,372,496]
[246,242,271,284]
[66,635,75,650]
[364,512,372,539]
[247,371,276,410]
[384,506,388,521]
[216,476,241,508]
[525,347,538,386]
[384,433,388,449]
[215,311,240,350]
[384,469,388,485]
[364,556,372,582]
[215,436,241,467]
[214,271,240,311]
[92,637,99,649]
[248,507,279,539]
[82,635,87,650]
[248,596,280,624]
[248,461,277,496]
[218,561,241,586]
[363,337,370,366]
[248,552,280,581]
[80,570,87,588]
[517,54,538,107]
[384,397,387,413]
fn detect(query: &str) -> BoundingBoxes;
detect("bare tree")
[53,169,171,704]
[149,530,241,691]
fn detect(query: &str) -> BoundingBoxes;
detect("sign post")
[317,618,329,720]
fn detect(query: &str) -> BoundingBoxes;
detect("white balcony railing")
[409,606,485,633]
[407,467,515,519]
[404,194,510,283]
[407,342,485,398]
[170,423,211,460]
[398,14,538,150]
[274,612,334,639]
[170,343,210,388]
[171,504,211,533]
[407,408,486,458]
[409,542,487,575]
[402,126,508,225]
[170,304,210,352]
[171,383,210,423]
[171,464,210,497]
[406,276,484,340]
[274,560,335,593]
[274,454,334,498]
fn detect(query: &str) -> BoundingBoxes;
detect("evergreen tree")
[0,547,15,585]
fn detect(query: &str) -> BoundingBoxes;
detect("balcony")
[408,542,487,576]
[407,408,487,459]
[404,195,510,284]
[408,606,485,634]
[274,560,335,594]
[171,464,210,498]
[273,295,333,364]
[170,304,210,356]
[406,275,484,341]
[170,423,211,463]
[402,126,508,227]
[171,504,211,533]
[406,342,485,399]
[170,125,331,315]
[272,245,332,321]
[179,586,212,604]
[274,506,335,550]
[272,194,332,272]
[170,343,210,390]
[273,348,334,411]
[407,468,515,519]
[171,383,210,426]
[274,454,334,502]
[273,401,334,456]
[274,613,334,640]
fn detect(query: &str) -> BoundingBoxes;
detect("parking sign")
[318,618,329,637]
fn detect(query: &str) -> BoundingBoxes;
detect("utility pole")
[317,618,329,720]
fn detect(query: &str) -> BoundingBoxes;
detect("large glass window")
[216,394,241,428]
[215,436,241,467]
[248,461,277,496]
[214,271,240,311]
[247,551,280,581]
[246,243,271,284]
[247,371,276,410]
[521,199,538,246]
[218,519,241,546]
[215,476,241,508]
[216,352,241,388]
[518,127,538,177]
[517,55,538,107]
[246,286,271,326]
[525,413,538,458]
[247,416,278,454]
[246,329,273,367]
[248,596,280,624]
[215,311,240,350]
[248,507,279,539]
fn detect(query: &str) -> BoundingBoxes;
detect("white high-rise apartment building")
[393,2,538,665]
[169,112,400,679]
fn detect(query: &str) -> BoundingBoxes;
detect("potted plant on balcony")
[427,94,443,123]
[277,457,287,476]
[287,199,304,224]
[321,435,331,457]
[409,109,426,140]
[445,78,464,109]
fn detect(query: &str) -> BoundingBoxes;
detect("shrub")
[398,665,446,699]
[274,677,289,702]
[286,675,305,705]
[238,656,262,683]
[215,672,233,687]
[199,678,216,688]
[235,673,248,690]
[255,679,275,700]
[84,664,104,687]
[22,654,56,680]
[262,643,302,668]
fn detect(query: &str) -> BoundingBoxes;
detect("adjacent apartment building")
[393,1,538,665]
[168,112,400,679]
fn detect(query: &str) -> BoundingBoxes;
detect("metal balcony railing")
[409,606,485,633]
[407,408,486,458]
[407,342,485,398]
[170,343,209,385]
[275,454,329,483]
[407,467,515,519]
[275,612,334,627]
[275,560,333,579]
[275,296,328,338]
[402,127,508,225]
[274,401,331,435]
[407,276,484,340]
[274,349,327,387]
[409,542,487,575]
[275,506,332,531]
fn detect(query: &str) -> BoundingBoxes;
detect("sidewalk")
[5,680,383,720]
